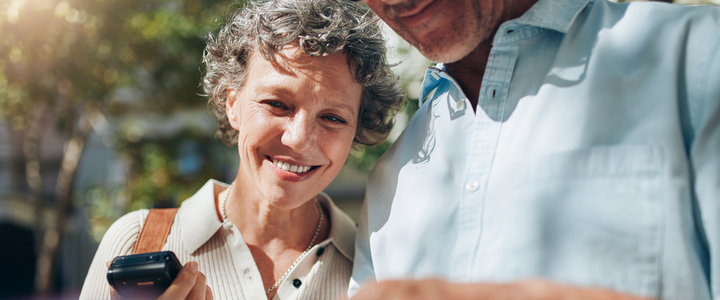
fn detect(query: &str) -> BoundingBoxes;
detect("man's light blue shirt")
[351,0,720,299]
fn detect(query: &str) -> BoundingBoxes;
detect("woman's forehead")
[247,45,352,81]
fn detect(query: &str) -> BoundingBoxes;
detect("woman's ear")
[226,88,240,129]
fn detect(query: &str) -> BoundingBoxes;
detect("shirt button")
[293,279,302,288]
[244,269,252,281]
[457,100,465,110]
[465,181,479,192]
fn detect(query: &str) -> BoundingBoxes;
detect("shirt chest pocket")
[497,145,664,298]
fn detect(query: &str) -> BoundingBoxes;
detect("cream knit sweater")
[80,180,356,300]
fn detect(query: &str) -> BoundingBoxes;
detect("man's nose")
[281,114,316,153]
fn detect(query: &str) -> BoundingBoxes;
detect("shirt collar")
[317,192,356,261]
[417,0,592,107]
[178,179,227,254]
[177,180,356,258]
[513,0,591,33]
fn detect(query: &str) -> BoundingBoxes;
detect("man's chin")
[416,44,473,64]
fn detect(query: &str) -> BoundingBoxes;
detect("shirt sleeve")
[690,18,720,300]
[78,210,147,300]
[349,196,376,298]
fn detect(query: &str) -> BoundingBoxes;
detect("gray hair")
[202,0,405,147]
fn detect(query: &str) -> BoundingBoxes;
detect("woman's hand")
[157,261,213,300]
[107,261,212,300]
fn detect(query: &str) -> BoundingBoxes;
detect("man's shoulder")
[586,0,720,29]
[568,0,720,66]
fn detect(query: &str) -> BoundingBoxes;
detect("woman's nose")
[281,115,316,153]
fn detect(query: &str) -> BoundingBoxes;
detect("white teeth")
[272,159,311,173]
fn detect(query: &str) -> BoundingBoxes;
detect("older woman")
[79,0,404,299]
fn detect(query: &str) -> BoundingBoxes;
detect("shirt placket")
[273,240,329,299]
[450,40,519,281]
[225,223,267,299]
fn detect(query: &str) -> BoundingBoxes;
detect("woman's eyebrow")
[325,101,359,115]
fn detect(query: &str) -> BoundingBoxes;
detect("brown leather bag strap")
[133,208,178,254]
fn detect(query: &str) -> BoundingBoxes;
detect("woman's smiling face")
[226,45,362,209]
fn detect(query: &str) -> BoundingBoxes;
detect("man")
[350,0,720,299]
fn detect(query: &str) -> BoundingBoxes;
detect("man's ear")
[226,88,240,129]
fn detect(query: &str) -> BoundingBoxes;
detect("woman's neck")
[215,178,331,299]
[217,181,328,252]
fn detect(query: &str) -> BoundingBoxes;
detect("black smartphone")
[107,251,183,299]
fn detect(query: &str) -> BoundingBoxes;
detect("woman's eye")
[263,101,287,109]
[323,115,347,124]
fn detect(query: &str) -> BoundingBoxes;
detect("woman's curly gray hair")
[202,0,405,147]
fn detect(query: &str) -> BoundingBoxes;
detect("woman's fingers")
[107,260,211,300]
[205,285,214,300]
[185,269,207,300]
[157,261,199,300]
[105,261,121,300]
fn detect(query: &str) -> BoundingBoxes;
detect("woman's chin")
[263,192,317,210]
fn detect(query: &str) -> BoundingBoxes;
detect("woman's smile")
[266,156,321,182]
[271,158,313,174]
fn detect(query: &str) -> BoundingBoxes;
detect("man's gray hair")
[202,0,405,146]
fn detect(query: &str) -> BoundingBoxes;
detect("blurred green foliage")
[120,134,236,210]
[77,131,237,241]
[0,0,243,241]
[0,0,240,127]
